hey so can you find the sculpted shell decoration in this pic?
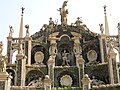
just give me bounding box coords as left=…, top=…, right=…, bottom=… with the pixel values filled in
left=60, top=75, right=72, bottom=86
left=87, top=50, right=97, bottom=62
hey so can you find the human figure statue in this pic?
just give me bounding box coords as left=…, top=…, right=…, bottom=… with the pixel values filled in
left=49, top=17, right=54, bottom=26
left=62, top=50, right=69, bottom=66
left=9, top=25, right=14, bottom=37
left=48, top=17, right=54, bottom=31
left=117, top=22, right=120, bottom=31
left=21, top=7, right=25, bottom=15
left=75, top=17, right=82, bottom=26
left=99, top=24, right=104, bottom=34
left=1, top=57, right=7, bottom=72
left=117, top=23, right=120, bottom=34
left=58, top=1, right=68, bottom=25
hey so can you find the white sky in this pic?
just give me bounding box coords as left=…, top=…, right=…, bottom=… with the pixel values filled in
left=0, top=0, right=120, bottom=54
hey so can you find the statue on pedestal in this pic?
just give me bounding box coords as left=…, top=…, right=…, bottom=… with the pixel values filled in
left=62, top=50, right=69, bottom=66
left=99, top=24, right=104, bottom=34
left=58, top=1, right=68, bottom=25
left=75, top=17, right=82, bottom=26
left=0, top=42, right=7, bottom=72
left=9, top=25, right=14, bottom=37
left=25, top=24, right=29, bottom=36
left=48, top=17, right=54, bottom=32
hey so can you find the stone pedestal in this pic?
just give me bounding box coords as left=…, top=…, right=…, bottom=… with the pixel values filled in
left=44, top=75, right=52, bottom=90
left=24, top=36, right=32, bottom=66
left=77, top=55, right=85, bottom=87
left=0, top=72, right=12, bottom=90
left=47, top=55, right=55, bottom=87
left=82, top=74, right=91, bottom=90
left=16, top=53, right=26, bottom=86
left=7, top=36, right=13, bottom=64
left=108, top=48, right=119, bottom=84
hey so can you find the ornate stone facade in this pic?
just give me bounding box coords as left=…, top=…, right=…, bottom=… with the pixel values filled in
left=1, top=1, right=120, bottom=90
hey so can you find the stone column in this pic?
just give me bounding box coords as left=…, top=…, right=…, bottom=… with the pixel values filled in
left=71, top=32, right=82, bottom=66
left=44, top=75, right=52, bottom=90
left=77, top=55, right=85, bottom=87
left=0, top=42, right=12, bottom=90
left=99, top=24, right=105, bottom=63
left=24, top=36, right=32, bottom=66
left=24, top=24, right=32, bottom=65
left=71, top=32, right=84, bottom=87
left=0, top=72, right=12, bottom=90
left=7, top=36, right=13, bottom=64
left=47, top=55, right=55, bottom=86
left=82, top=74, right=91, bottom=90
left=7, top=26, right=14, bottom=64
left=108, top=45, right=119, bottom=84
left=117, top=23, right=120, bottom=62
left=6, top=73, right=12, bottom=90
left=16, top=53, right=27, bottom=86
left=48, top=34, right=58, bottom=87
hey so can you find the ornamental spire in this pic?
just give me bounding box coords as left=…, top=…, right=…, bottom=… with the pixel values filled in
left=19, top=7, right=25, bottom=38
left=103, top=5, right=110, bottom=36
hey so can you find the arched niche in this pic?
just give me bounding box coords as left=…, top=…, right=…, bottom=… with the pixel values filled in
left=25, top=70, right=45, bottom=86
left=55, top=35, right=75, bottom=66
left=6, top=69, right=15, bottom=85
left=82, top=44, right=101, bottom=64
left=31, top=45, right=49, bottom=65
left=55, top=44, right=76, bottom=66
left=11, top=50, right=18, bottom=64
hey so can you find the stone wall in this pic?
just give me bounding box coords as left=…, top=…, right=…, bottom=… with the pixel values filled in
left=91, top=84, right=120, bottom=90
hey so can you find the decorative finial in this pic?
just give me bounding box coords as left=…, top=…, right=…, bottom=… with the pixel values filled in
left=49, top=17, right=54, bottom=25
left=103, top=5, right=107, bottom=14
left=99, top=24, right=104, bottom=34
left=75, top=17, right=82, bottom=26
left=21, top=7, right=25, bottom=15
left=25, top=24, right=29, bottom=36
left=9, top=25, right=14, bottom=37
left=117, top=22, right=120, bottom=30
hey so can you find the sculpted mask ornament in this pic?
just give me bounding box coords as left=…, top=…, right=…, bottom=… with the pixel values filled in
left=34, top=51, right=44, bottom=64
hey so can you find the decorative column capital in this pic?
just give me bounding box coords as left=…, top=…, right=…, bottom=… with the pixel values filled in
left=47, top=56, right=55, bottom=66
left=77, top=55, right=85, bottom=65
left=82, top=74, right=91, bottom=90
left=16, top=54, right=27, bottom=60
left=82, top=74, right=91, bottom=85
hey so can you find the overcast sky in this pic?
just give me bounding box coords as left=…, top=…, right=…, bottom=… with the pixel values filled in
left=0, top=0, right=120, bottom=54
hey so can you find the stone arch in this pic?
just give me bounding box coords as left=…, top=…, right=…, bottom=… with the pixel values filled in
left=55, top=43, right=76, bottom=66
left=31, top=45, right=49, bottom=65
left=56, top=70, right=78, bottom=87
left=59, top=34, right=71, bottom=41
left=56, top=34, right=75, bottom=66
left=6, top=68, right=16, bottom=85
left=25, top=69, right=45, bottom=86
left=11, top=49, right=18, bottom=64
